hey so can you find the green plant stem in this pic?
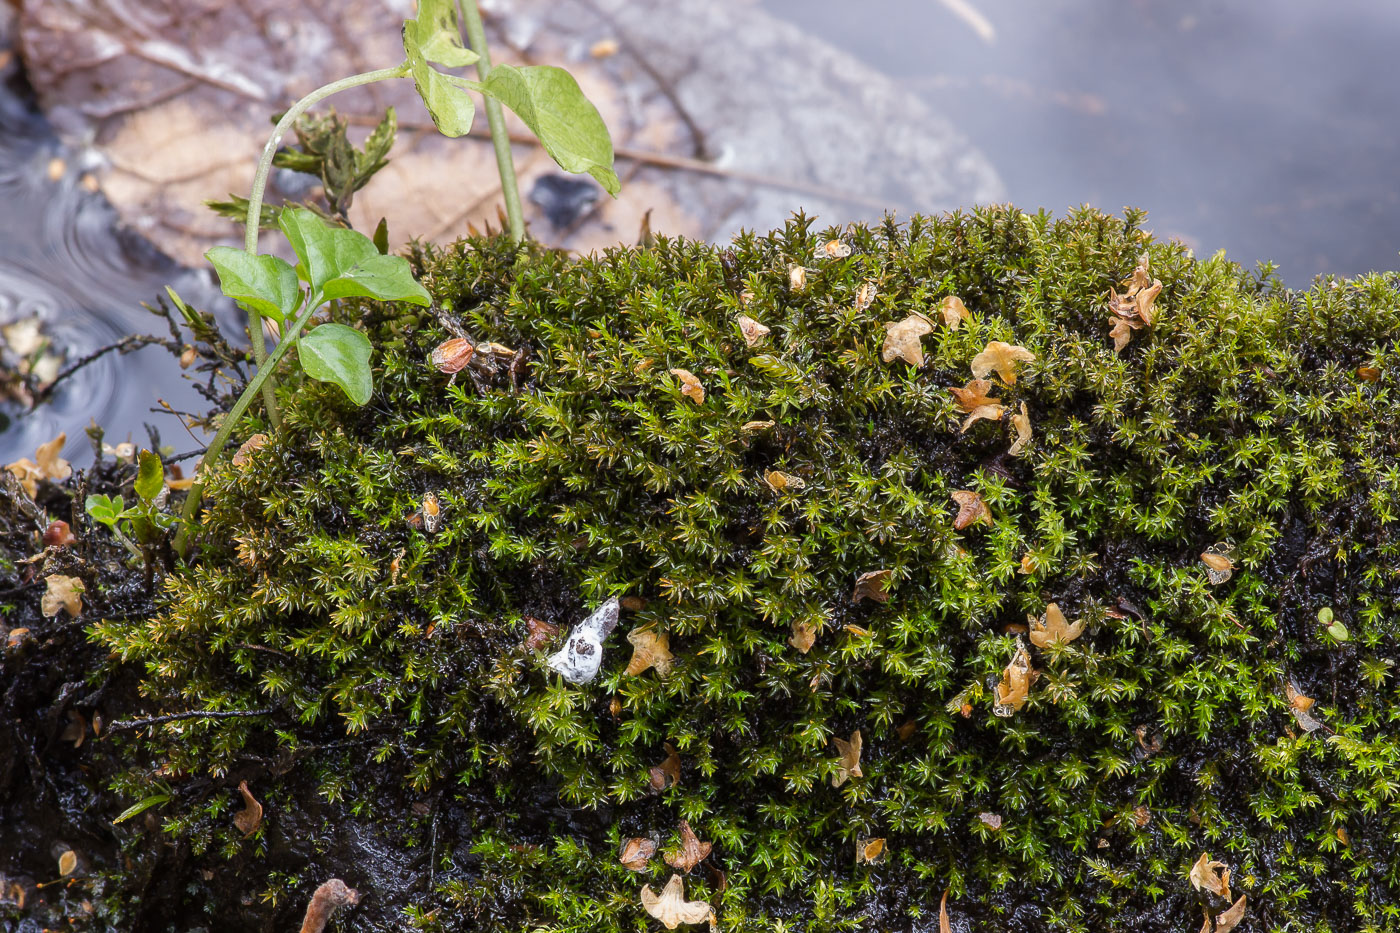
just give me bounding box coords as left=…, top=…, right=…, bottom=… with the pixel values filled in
left=172, top=296, right=323, bottom=558
left=242, top=63, right=411, bottom=426
left=459, top=0, right=525, bottom=244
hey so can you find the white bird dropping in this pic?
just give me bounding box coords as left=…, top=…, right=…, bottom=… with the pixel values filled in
left=546, top=597, right=621, bottom=684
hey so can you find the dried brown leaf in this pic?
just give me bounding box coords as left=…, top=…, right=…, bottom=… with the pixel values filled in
left=960, top=404, right=1006, bottom=433
left=895, top=720, right=918, bottom=741
left=852, top=569, right=891, bottom=604
left=619, top=836, right=657, bottom=871
left=640, top=874, right=713, bottom=929
left=1356, top=365, right=1381, bottom=382
left=1028, top=603, right=1085, bottom=648
left=231, top=433, right=268, bottom=468
left=1285, top=680, right=1315, bottom=712
left=625, top=628, right=674, bottom=677
left=993, top=637, right=1034, bottom=715
left=421, top=491, right=443, bottom=534
left=670, top=369, right=705, bottom=405
left=741, top=420, right=775, bottom=432
left=788, top=264, right=807, bottom=291
left=831, top=729, right=863, bottom=787
left=1008, top=402, right=1032, bottom=457
left=1189, top=852, right=1231, bottom=900
left=764, top=470, right=805, bottom=492
left=1214, top=894, right=1247, bottom=933
left=856, top=837, right=886, bottom=863
left=950, top=489, right=991, bottom=530
left=940, top=889, right=951, bottom=933
left=61, top=710, right=88, bottom=748
left=789, top=619, right=817, bottom=654
left=1200, top=544, right=1235, bottom=585
left=978, top=812, right=1003, bottom=831
left=6, top=433, right=72, bottom=497
left=41, top=574, right=84, bottom=618
left=949, top=378, right=1001, bottom=413
left=233, top=780, right=263, bottom=836
left=881, top=313, right=934, bottom=367
left=940, top=295, right=971, bottom=330
left=854, top=281, right=878, bottom=311
left=817, top=238, right=851, bottom=259
left=735, top=315, right=771, bottom=347
left=649, top=743, right=682, bottom=790
left=664, top=820, right=713, bottom=872
left=1132, top=805, right=1152, bottom=828
left=58, top=850, right=78, bottom=877
left=970, top=341, right=1036, bottom=385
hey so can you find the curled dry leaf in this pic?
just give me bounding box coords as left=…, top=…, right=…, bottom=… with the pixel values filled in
left=1356, top=365, right=1381, bottom=383
left=1028, top=603, right=1085, bottom=648
left=741, top=420, right=775, bottom=432
left=940, top=889, right=951, bottom=933
left=852, top=569, right=891, bottom=604
left=950, top=489, right=992, bottom=530
left=1008, top=402, right=1032, bottom=456
left=233, top=780, right=263, bottom=836
left=1286, top=677, right=1325, bottom=733
left=881, top=313, right=934, bottom=367
left=992, top=637, right=1034, bottom=716
left=649, top=742, right=682, bottom=791
left=61, top=710, right=88, bottom=748
left=625, top=628, right=674, bottom=677
left=831, top=729, right=863, bottom=787
left=1132, top=805, right=1152, bottom=828
left=764, top=470, right=805, bottom=492
left=949, top=378, right=1001, bottom=412
left=970, top=341, right=1036, bottom=385
left=788, top=264, right=807, bottom=291
left=1189, top=852, right=1231, bottom=900
left=856, top=837, right=886, bottom=864
left=431, top=336, right=475, bottom=374
left=978, top=812, right=1003, bottom=831
left=523, top=617, right=560, bottom=652
left=1213, top=894, right=1247, bottom=933
left=5, top=433, right=72, bottom=498
left=1107, top=253, right=1163, bottom=352
left=854, top=281, right=878, bottom=311
left=41, top=574, right=84, bottom=618
left=664, top=820, right=713, bottom=873
left=58, top=850, right=78, bottom=877
left=620, top=836, right=658, bottom=872
left=940, top=295, right=971, bottom=330
left=640, top=874, right=713, bottom=930
left=895, top=720, right=918, bottom=741
left=231, top=433, right=269, bottom=468
left=816, top=238, right=851, bottom=259
left=669, top=369, right=705, bottom=405
left=735, top=315, right=771, bottom=348
left=789, top=620, right=817, bottom=654
left=1200, top=543, right=1235, bottom=585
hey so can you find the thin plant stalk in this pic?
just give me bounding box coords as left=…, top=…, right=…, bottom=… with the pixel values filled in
left=459, top=0, right=525, bottom=244
left=241, top=63, right=410, bottom=426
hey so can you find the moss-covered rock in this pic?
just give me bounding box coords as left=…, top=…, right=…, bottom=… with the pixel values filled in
left=97, top=207, right=1400, bottom=931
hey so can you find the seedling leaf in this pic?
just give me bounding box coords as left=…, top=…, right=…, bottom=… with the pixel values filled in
left=299, top=324, right=374, bottom=405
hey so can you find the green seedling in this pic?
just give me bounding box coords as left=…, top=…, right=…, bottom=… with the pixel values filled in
left=1318, top=606, right=1349, bottom=643
left=173, top=0, right=618, bottom=556
left=86, top=450, right=176, bottom=561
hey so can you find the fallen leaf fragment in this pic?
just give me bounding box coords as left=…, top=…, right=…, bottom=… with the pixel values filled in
left=1214, top=894, right=1247, bottom=933
left=978, top=812, right=1003, bottom=831
left=231, top=433, right=268, bottom=468
left=831, top=729, right=863, bottom=787
left=736, top=315, right=771, bottom=347
left=1356, top=365, right=1380, bottom=382
left=58, top=850, right=78, bottom=877
left=625, top=628, right=674, bottom=677
left=523, top=617, right=560, bottom=652
left=788, top=264, right=807, bottom=291
left=950, top=489, right=991, bottom=530
left=970, top=341, right=1036, bottom=385
left=5, top=434, right=72, bottom=497
left=852, top=569, right=891, bottom=604
left=620, top=836, right=658, bottom=871
left=940, top=890, right=951, bottom=933
left=1008, top=402, right=1032, bottom=456
left=764, top=470, right=805, bottom=492
left=649, top=742, right=682, bottom=790
left=856, top=837, right=886, bottom=863
left=854, top=281, right=878, bottom=311
left=789, top=619, right=817, bottom=653
left=670, top=369, right=705, bottom=405
left=640, top=874, right=713, bottom=930
left=1107, top=253, right=1163, bottom=352
left=1200, top=544, right=1235, bottom=585
left=1285, top=679, right=1315, bottom=712
left=741, top=420, right=775, bottom=432
left=664, top=820, right=713, bottom=872
left=1189, top=852, right=1231, bottom=900
left=1028, top=603, right=1085, bottom=648
left=895, top=720, right=918, bottom=741
left=1132, top=805, right=1152, bottom=828
left=42, top=575, right=84, bottom=618
left=992, top=637, right=1034, bottom=716
left=949, top=378, right=1001, bottom=412
left=881, top=313, right=934, bottom=367
left=940, top=295, right=971, bottom=329
left=233, top=780, right=263, bottom=836
left=816, top=238, right=851, bottom=259
left=420, top=491, right=443, bottom=534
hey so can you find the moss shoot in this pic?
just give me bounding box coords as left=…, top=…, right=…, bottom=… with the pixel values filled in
left=95, top=206, right=1400, bottom=931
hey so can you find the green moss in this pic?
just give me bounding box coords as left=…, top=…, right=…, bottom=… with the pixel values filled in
left=96, top=206, right=1400, bottom=930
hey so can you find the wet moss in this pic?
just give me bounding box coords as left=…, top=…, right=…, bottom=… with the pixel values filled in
left=95, top=206, right=1400, bottom=931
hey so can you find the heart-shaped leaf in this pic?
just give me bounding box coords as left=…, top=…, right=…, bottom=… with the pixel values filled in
left=278, top=208, right=380, bottom=294
left=481, top=64, right=619, bottom=195
left=402, top=20, right=476, bottom=138
left=322, top=253, right=431, bottom=305
left=299, top=323, right=373, bottom=405
left=205, top=247, right=300, bottom=323
left=403, top=0, right=479, bottom=68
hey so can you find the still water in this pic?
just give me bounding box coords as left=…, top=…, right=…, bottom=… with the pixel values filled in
left=4, top=0, right=1400, bottom=461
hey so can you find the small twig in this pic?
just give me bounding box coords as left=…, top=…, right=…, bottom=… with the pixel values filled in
left=233, top=643, right=292, bottom=659
left=32, top=335, right=180, bottom=406
left=106, top=706, right=275, bottom=734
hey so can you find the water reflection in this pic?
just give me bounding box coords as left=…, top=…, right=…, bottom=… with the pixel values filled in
left=765, top=0, right=1400, bottom=285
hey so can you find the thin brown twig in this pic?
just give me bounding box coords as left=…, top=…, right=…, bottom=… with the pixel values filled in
left=106, top=706, right=275, bottom=734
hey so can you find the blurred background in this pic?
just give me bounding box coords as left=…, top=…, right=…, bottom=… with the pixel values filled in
left=2, top=0, right=1399, bottom=461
